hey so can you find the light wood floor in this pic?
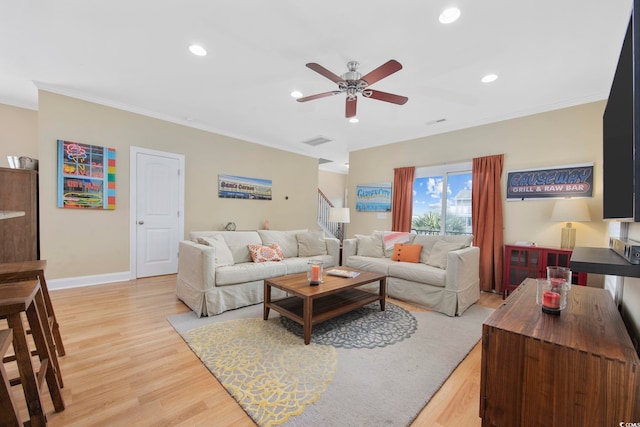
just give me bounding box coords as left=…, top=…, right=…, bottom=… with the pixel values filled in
left=3, top=275, right=503, bottom=426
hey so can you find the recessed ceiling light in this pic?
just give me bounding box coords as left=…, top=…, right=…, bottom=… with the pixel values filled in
left=349, top=117, right=359, bottom=123
left=189, top=44, right=207, bottom=56
left=345, top=162, right=350, bottom=168
left=290, top=90, right=303, bottom=98
left=439, top=7, right=461, bottom=24
left=481, top=74, right=498, bottom=83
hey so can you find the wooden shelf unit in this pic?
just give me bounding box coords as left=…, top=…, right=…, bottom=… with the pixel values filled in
left=481, top=279, right=640, bottom=426
left=0, top=168, right=39, bottom=262
left=503, top=244, right=587, bottom=298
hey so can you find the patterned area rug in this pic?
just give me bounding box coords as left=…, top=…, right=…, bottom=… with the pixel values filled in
left=168, top=302, right=493, bottom=427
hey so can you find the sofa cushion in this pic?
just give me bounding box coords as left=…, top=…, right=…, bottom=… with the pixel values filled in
left=426, top=240, right=466, bottom=269
left=215, top=262, right=287, bottom=286
left=197, top=235, right=235, bottom=267
left=296, top=230, right=328, bottom=257
left=220, top=231, right=262, bottom=264
left=388, top=262, right=446, bottom=287
left=412, top=235, right=442, bottom=264
left=258, top=229, right=307, bottom=258
left=248, top=243, right=284, bottom=262
left=413, top=235, right=473, bottom=263
left=355, top=232, right=384, bottom=257
left=443, top=235, right=473, bottom=246
left=391, top=243, right=422, bottom=263
left=383, top=231, right=415, bottom=257
left=345, top=255, right=392, bottom=275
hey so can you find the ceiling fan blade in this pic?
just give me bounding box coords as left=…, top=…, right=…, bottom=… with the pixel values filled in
left=297, top=91, right=341, bottom=102
left=306, top=63, right=343, bottom=83
left=345, top=97, right=357, bottom=118
left=360, top=60, right=403, bottom=86
left=365, top=89, right=408, bottom=105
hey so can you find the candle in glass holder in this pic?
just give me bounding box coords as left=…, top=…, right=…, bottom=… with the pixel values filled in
left=311, top=265, right=320, bottom=282
left=307, top=261, right=323, bottom=285
left=542, top=290, right=561, bottom=309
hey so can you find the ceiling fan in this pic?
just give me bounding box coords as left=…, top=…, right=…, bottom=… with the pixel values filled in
left=297, top=59, right=408, bottom=118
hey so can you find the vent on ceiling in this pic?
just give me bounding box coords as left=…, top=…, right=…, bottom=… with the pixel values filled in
left=318, top=158, right=333, bottom=165
left=426, top=118, right=447, bottom=125
left=301, top=136, right=332, bottom=146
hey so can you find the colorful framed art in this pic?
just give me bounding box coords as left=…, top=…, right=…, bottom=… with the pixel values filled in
left=57, top=139, right=116, bottom=209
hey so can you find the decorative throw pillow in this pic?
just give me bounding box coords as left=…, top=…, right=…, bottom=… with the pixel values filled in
left=297, top=230, right=328, bottom=257
left=197, top=235, right=235, bottom=267
left=425, top=240, right=465, bottom=269
left=248, top=243, right=284, bottom=262
left=383, top=231, right=415, bottom=257
left=355, top=232, right=384, bottom=257
left=391, top=243, right=423, bottom=263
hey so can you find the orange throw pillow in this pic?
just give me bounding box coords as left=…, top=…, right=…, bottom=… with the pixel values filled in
left=391, top=243, right=423, bottom=263
left=248, top=243, right=284, bottom=262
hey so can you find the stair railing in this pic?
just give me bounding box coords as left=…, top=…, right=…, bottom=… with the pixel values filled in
left=317, top=189, right=340, bottom=239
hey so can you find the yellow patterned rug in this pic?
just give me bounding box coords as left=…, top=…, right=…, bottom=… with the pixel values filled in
left=169, top=302, right=493, bottom=427
left=183, top=318, right=337, bottom=427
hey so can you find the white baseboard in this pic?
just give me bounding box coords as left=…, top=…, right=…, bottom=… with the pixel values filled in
left=48, top=271, right=131, bottom=291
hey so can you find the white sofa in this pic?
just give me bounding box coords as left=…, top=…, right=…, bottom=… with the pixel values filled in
left=176, top=229, right=340, bottom=316
left=342, top=231, right=480, bottom=316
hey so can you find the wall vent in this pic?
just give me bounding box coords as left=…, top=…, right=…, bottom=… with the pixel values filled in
left=301, top=136, right=332, bottom=146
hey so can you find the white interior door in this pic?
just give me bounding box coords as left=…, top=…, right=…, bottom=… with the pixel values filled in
left=133, top=149, right=184, bottom=278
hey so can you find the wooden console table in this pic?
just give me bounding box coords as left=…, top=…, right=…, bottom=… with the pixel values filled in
left=480, top=278, right=640, bottom=426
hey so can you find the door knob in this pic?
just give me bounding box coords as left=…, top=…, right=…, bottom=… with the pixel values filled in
left=138, top=221, right=144, bottom=225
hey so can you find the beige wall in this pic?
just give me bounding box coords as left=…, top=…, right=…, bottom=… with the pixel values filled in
left=0, top=98, right=617, bottom=282
left=0, top=103, right=38, bottom=165
left=348, top=101, right=610, bottom=250
left=36, top=91, right=319, bottom=280
left=319, top=170, right=348, bottom=208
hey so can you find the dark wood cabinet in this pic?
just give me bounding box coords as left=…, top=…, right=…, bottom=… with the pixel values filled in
left=503, top=244, right=587, bottom=298
left=0, top=167, right=39, bottom=262
left=481, top=279, right=640, bottom=426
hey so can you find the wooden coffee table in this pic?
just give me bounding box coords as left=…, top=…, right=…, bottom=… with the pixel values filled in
left=263, top=267, right=386, bottom=344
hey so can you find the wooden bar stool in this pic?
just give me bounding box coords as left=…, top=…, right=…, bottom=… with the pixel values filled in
left=0, top=260, right=65, bottom=357
left=0, top=280, right=65, bottom=426
left=0, top=328, right=21, bottom=427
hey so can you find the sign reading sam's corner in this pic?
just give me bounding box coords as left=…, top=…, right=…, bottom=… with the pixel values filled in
left=506, top=163, right=593, bottom=200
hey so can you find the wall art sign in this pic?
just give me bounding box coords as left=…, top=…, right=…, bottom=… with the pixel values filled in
left=218, top=174, right=272, bottom=200
left=57, top=140, right=116, bottom=209
left=356, top=182, right=392, bottom=212
left=506, top=163, right=593, bottom=200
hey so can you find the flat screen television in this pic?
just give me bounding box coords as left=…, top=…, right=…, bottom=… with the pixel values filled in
left=603, top=7, right=640, bottom=221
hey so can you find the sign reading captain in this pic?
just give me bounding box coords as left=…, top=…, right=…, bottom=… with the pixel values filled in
left=506, top=163, right=593, bottom=200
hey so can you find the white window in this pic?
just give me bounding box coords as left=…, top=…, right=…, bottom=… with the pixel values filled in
left=412, top=162, right=472, bottom=235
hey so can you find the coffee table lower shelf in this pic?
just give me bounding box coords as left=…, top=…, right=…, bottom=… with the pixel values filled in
left=269, top=288, right=381, bottom=326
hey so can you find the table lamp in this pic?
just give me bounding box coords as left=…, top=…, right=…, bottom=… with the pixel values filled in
left=329, top=207, right=350, bottom=243
left=550, top=198, right=591, bottom=249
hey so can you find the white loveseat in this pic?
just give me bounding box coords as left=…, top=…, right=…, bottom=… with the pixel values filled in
left=176, top=229, right=340, bottom=316
left=342, top=232, right=480, bottom=316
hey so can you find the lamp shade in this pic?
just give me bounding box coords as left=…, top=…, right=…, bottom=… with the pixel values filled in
left=551, top=199, right=591, bottom=222
left=329, top=207, right=350, bottom=223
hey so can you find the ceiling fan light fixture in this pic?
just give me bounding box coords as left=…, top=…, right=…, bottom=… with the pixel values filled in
left=481, top=73, right=499, bottom=83
left=439, top=7, right=461, bottom=24
left=299, top=59, right=407, bottom=118
left=349, top=117, right=359, bottom=123
left=188, top=44, right=207, bottom=57
left=290, top=90, right=303, bottom=98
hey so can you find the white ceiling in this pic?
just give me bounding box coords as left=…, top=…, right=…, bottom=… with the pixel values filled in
left=0, top=1, right=633, bottom=174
